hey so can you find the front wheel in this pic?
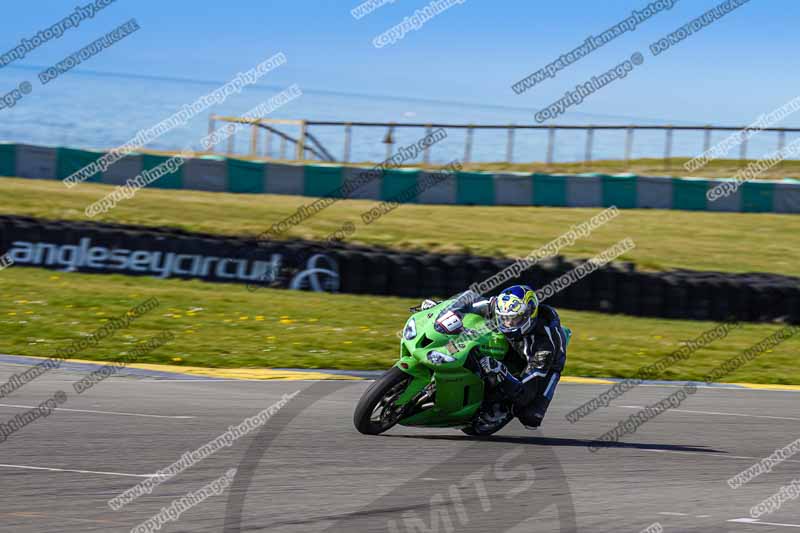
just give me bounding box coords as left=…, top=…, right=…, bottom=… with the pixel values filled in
left=354, top=367, right=412, bottom=435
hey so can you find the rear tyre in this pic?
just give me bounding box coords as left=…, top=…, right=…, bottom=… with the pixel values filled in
left=354, top=367, right=412, bottom=435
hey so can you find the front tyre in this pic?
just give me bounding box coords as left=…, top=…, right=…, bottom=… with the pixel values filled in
left=354, top=367, right=412, bottom=435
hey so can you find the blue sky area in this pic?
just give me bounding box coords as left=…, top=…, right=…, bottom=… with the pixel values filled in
left=0, top=0, right=796, bottom=125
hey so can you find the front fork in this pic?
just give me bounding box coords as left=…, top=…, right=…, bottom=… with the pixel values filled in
left=392, top=357, right=433, bottom=410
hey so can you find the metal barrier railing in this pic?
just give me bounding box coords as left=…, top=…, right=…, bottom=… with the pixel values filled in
left=208, top=116, right=800, bottom=168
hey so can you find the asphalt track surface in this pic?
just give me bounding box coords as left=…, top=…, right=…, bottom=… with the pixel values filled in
left=0, top=360, right=799, bottom=533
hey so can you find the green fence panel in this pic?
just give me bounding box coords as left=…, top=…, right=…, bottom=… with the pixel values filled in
left=671, top=178, right=708, bottom=211
left=227, top=158, right=265, bottom=193
left=381, top=168, right=418, bottom=202
left=141, top=154, right=183, bottom=189
left=456, top=171, right=494, bottom=205
left=56, top=147, right=104, bottom=183
left=304, top=165, right=344, bottom=198
left=741, top=181, right=775, bottom=213
left=0, top=143, right=15, bottom=176
left=533, top=173, right=567, bottom=206
left=602, top=175, right=637, bottom=208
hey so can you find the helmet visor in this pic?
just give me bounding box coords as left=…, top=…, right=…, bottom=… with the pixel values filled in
left=496, top=304, right=530, bottom=333
left=499, top=313, right=526, bottom=330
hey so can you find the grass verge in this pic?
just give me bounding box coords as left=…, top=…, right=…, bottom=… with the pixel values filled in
left=1, top=267, right=798, bottom=384
left=1, top=177, right=799, bottom=276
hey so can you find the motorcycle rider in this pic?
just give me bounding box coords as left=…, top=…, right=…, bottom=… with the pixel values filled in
left=421, top=284, right=567, bottom=431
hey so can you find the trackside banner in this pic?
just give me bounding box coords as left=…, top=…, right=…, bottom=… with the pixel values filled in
left=0, top=216, right=797, bottom=325
left=0, top=217, right=339, bottom=291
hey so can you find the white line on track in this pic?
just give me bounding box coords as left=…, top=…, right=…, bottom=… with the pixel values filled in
left=561, top=382, right=800, bottom=393
left=618, top=405, right=800, bottom=422
left=641, top=449, right=800, bottom=464
left=0, top=403, right=195, bottom=419
left=631, top=383, right=765, bottom=391
left=2, top=369, right=800, bottom=389
left=0, top=463, right=156, bottom=478
left=730, top=518, right=800, bottom=528
left=659, top=512, right=689, bottom=516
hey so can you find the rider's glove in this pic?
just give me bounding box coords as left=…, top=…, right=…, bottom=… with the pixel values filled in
left=531, top=350, right=552, bottom=369
left=420, top=299, right=439, bottom=310
left=480, top=356, right=507, bottom=379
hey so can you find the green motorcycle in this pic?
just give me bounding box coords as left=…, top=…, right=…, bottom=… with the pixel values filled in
left=354, top=298, right=571, bottom=436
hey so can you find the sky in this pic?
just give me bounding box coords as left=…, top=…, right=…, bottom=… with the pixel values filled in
left=1, top=0, right=798, bottom=125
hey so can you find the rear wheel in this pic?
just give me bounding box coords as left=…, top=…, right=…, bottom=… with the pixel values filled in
left=354, top=367, right=413, bottom=435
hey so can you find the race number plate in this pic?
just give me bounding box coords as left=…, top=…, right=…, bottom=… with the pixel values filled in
left=436, top=311, right=463, bottom=333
